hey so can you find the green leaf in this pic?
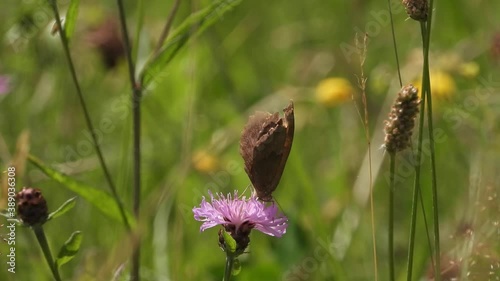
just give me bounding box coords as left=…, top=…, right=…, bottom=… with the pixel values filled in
left=64, top=0, right=80, bottom=40
left=48, top=197, right=77, bottom=221
left=56, top=231, right=83, bottom=268
left=140, top=0, right=242, bottom=86
left=222, top=228, right=237, bottom=254
left=28, top=155, right=135, bottom=227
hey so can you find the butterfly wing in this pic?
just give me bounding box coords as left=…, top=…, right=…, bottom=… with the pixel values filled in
left=239, top=102, right=295, bottom=201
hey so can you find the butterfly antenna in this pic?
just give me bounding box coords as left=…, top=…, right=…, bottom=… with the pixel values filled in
left=240, top=184, right=253, bottom=199
left=272, top=197, right=288, bottom=218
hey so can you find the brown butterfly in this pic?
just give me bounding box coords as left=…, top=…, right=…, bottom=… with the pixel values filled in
left=239, top=101, right=295, bottom=201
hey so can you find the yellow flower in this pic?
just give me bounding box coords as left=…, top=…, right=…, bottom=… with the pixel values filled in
left=413, top=70, right=456, bottom=100
left=315, top=77, right=354, bottom=107
left=458, top=62, right=480, bottom=79
left=192, top=150, right=219, bottom=173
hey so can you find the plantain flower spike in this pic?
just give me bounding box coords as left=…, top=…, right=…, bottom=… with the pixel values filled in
left=384, top=84, right=421, bottom=153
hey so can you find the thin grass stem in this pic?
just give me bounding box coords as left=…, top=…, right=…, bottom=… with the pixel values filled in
left=419, top=1, right=440, bottom=277
left=389, top=152, right=396, bottom=281
left=387, top=0, right=402, bottom=87
left=353, top=33, right=378, bottom=281
left=422, top=0, right=441, bottom=278
left=47, top=0, right=130, bottom=230
left=133, top=0, right=145, bottom=63
left=368, top=146, right=378, bottom=281
left=418, top=180, right=436, bottom=274
left=406, top=42, right=427, bottom=281
left=154, top=0, right=182, bottom=55
left=422, top=23, right=441, bottom=281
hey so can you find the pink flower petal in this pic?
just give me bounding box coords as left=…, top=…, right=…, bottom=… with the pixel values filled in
left=192, top=190, right=288, bottom=237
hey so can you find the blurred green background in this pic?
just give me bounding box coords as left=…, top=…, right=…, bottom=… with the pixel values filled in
left=1, top=0, right=499, bottom=280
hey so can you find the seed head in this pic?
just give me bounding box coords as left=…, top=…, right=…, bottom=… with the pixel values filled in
left=402, top=0, right=428, bottom=21
left=384, top=85, right=421, bottom=154
left=17, top=187, right=48, bottom=226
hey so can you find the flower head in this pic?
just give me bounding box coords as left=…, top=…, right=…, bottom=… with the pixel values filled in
left=193, top=191, right=288, bottom=255
left=458, top=62, right=480, bottom=79
left=413, top=70, right=456, bottom=103
left=192, top=150, right=220, bottom=173
left=315, top=77, right=354, bottom=107
left=193, top=191, right=288, bottom=237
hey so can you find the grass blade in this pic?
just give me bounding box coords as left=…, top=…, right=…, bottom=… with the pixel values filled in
left=140, top=0, right=242, bottom=86
left=64, top=0, right=80, bottom=40
left=28, top=155, right=135, bottom=227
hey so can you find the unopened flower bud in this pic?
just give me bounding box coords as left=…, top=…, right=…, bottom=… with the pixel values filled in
left=17, top=187, right=48, bottom=226
left=218, top=222, right=252, bottom=256
left=402, top=0, right=428, bottom=21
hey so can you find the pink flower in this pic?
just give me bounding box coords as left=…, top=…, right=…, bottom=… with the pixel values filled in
left=193, top=191, right=288, bottom=237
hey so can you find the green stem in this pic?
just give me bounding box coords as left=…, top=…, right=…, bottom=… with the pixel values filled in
left=406, top=26, right=428, bottom=280
left=133, top=0, right=145, bottom=63
left=387, top=0, right=402, bottom=87
left=47, top=0, right=130, bottom=230
left=406, top=172, right=420, bottom=281
left=33, top=225, right=62, bottom=281
left=223, top=254, right=235, bottom=281
left=418, top=180, right=436, bottom=274
left=389, top=152, right=396, bottom=281
left=114, top=0, right=142, bottom=280
left=154, top=0, right=182, bottom=55
left=420, top=19, right=441, bottom=281
left=424, top=0, right=441, bottom=276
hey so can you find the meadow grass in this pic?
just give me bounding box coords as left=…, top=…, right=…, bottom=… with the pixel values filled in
left=1, top=0, right=499, bottom=280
